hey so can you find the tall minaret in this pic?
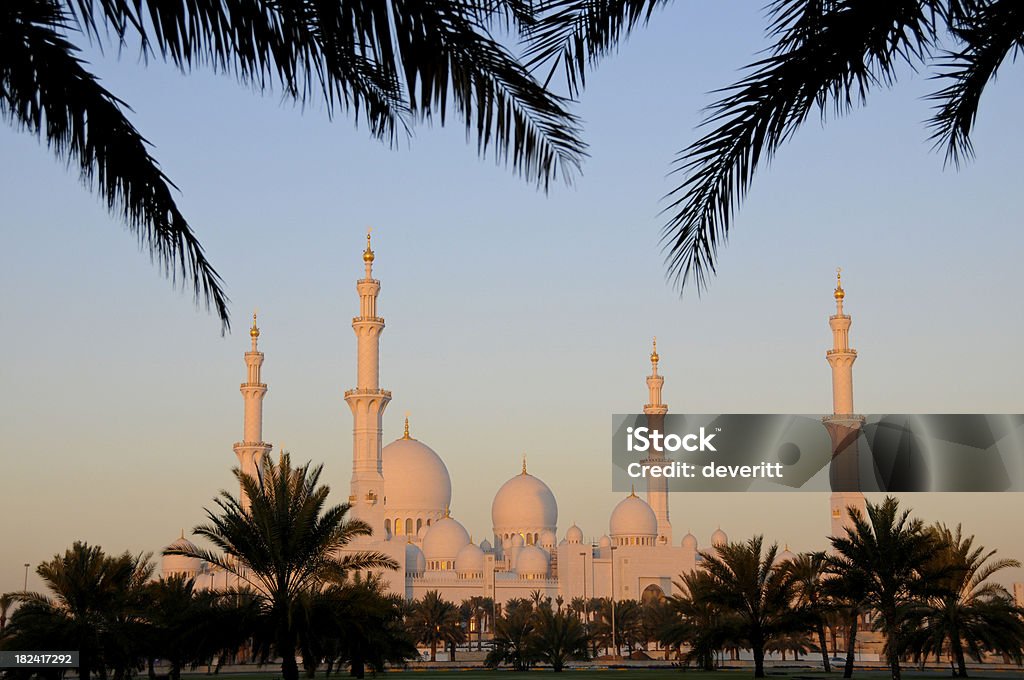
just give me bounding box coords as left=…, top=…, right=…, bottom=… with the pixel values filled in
left=232, top=313, right=273, bottom=509
left=825, top=269, right=867, bottom=537
left=344, top=230, right=391, bottom=531
left=643, top=338, right=672, bottom=545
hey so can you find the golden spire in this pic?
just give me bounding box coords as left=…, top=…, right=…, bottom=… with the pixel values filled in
left=650, top=336, right=659, bottom=366
left=402, top=413, right=411, bottom=440
left=444, top=505, right=451, bottom=518
left=521, top=454, right=528, bottom=475
left=363, top=227, right=375, bottom=264
left=629, top=484, right=637, bottom=498
left=250, top=311, right=260, bottom=338
left=834, top=267, right=845, bottom=301
left=179, top=528, right=185, bottom=539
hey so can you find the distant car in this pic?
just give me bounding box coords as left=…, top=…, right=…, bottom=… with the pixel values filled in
left=830, top=657, right=847, bottom=664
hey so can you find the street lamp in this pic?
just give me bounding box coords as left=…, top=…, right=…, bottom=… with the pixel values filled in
left=610, top=545, right=618, bottom=658
left=23, top=563, right=29, bottom=591
left=578, top=551, right=587, bottom=622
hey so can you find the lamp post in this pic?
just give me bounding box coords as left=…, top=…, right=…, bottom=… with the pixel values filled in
left=578, top=551, right=587, bottom=622
left=23, top=563, right=29, bottom=591
left=610, top=545, right=618, bottom=658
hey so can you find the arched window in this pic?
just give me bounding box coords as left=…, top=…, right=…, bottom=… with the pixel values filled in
left=642, top=584, right=666, bottom=604
left=417, top=518, right=423, bottom=533
left=405, top=518, right=413, bottom=535
left=396, top=518, right=404, bottom=534
left=384, top=519, right=391, bottom=536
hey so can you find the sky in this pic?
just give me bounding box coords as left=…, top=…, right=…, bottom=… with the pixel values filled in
left=2, top=2, right=1024, bottom=595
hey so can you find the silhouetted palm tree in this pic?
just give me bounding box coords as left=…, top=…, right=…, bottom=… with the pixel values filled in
left=530, top=604, right=589, bottom=671
left=904, top=523, right=1024, bottom=677
left=829, top=497, right=939, bottom=680
left=164, top=452, right=396, bottom=680
left=1, top=0, right=585, bottom=331
left=0, top=593, right=13, bottom=634
left=786, top=551, right=835, bottom=672
left=697, top=536, right=807, bottom=678
left=525, top=0, right=1024, bottom=292
left=4, top=543, right=153, bottom=680
left=662, top=570, right=729, bottom=669
left=486, top=601, right=537, bottom=671
left=407, top=590, right=464, bottom=662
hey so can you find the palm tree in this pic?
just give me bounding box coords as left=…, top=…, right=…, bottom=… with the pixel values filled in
left=164, top=452, right=396, bottom=680
left=698, top=536, right=807, bottom=678
left=141, top=574, right=251, bottom=680
left=0, top=593, right=14, bottom=634
left=904, top=523, right=1024, bottom=677
left=829, top=496, right=939, bottom=680
left=524, top=1, right=1024, bottom=293
left=529, top=604, right=589, bottom=671
left=486, top=600, right=538, bottom=671
left=3, top=543, right=153, bottom=680
left=460, top=596, right=491, bottom=650
left=407, top=591, right=465, bottom=662
left=786, top=551, right=835, bottom=672
left=1, top=0, right=585, bottom=331
left=662, top=570, right=729, bottom=669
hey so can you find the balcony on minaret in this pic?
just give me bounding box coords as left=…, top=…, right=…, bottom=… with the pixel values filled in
left=344, top=387, right=392, bottom=398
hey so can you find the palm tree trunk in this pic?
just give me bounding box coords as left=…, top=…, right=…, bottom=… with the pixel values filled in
left=430, top=640, right=437, bottom=662
left=753, top=644, right=766, bottom=678
left=818, top=622, right=831, bottom=672
left=278, top=632, right=300, bottom=680
left=952, top=638, right=968, bottom=678
left=844, top=611, right=858, bottom=679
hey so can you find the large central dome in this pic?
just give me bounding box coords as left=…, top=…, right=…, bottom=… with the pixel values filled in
left=492, top=465, right=557, bottom=546
left=382, top=436, right=452, bottom=523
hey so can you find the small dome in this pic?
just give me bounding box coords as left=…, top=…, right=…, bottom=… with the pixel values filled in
left=456, top=542, right=485, bottom=574
left=598, top=535, right=611, bottom=548
left=711, top=528, right=728, bottom=546
left=775, top=546, right=796, bottom=565
left=609, top=494, right=657, bottom=538
left=565, top=524, right=584, bottom=544
left=405, top=541, right=425, bottom=574
left=492, top=470, right=558, bottom=533
left=681, top=532, right=698, bottom=550
left=515, top=545, right=549, bottom=578
left=422, top=516, right=470, bottom=561
left=511, top=533, right=525, bottom=548
left=480, top=538, right=493, bottom=552
left=382, top=438, right=452, bottom=516
left=539, top=529, right=557, bottom=548
left=162, top=535, right=202, bottom=576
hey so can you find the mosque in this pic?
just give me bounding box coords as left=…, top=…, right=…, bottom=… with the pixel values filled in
left=162, top=233, right=871, bottom=606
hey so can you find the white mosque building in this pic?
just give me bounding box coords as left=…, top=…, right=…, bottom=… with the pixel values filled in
left=163, top=233, right=869, bottom=606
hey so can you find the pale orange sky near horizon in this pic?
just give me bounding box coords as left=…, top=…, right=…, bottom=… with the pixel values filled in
left=2, top=2, right=1024, bottom=596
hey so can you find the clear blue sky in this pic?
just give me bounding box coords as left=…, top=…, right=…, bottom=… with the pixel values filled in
left=2, top=2, right=1023, bottom=594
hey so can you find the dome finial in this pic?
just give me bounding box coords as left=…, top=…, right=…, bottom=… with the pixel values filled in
left=521, top=453, right=527, bottom=475
left=834, top=267, right=845, bottom=302
left=180, top=528, right=184, bottom=539
left=403, top=412, right=411, bottom=440
left=250, top=310, right=260, bottom=338
left=629, top=484, right=637, bottom=498
left=444, top=504, right=451, bottom=518
left=650, top=336, right=659, bottom=365
left=363, top=227, right=375, bottom=264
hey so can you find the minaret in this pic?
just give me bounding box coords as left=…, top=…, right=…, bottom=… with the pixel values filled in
left=343, top=230, right=391, bottom=531
left=825, top=269, right=867, bottom=537
left=643, top=338, right=672, bottom=545
left=232, top=313, right=273, bottom=509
